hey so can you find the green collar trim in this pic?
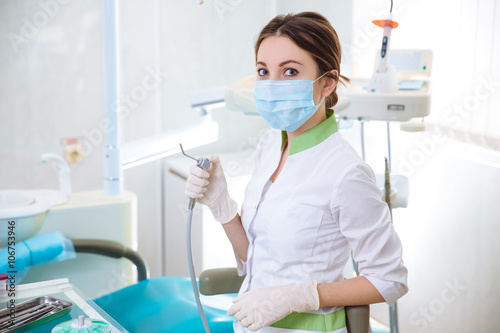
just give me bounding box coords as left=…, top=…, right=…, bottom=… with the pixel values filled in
left=281, top=109, right=338, bottom=155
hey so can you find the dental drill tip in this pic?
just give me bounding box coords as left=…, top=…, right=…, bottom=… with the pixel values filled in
left=384, top=157, right=390, bottom=184
left=179, top=143, right=198, bottom=162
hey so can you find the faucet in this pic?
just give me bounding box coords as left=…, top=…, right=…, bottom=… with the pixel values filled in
left=41, top=153, right=72, bottom=197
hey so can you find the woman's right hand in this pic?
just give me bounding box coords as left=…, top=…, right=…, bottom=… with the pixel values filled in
left=185, top=155, right=238, bottom=224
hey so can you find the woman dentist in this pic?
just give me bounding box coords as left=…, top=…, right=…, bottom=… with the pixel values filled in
left=185, top=12, right=408, bottom=333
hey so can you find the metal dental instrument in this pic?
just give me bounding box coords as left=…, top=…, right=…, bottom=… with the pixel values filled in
left=180, top=143, right=212, bottom=333
left=180, top=144, right=199, bottom=162
left=384, top=157, right=392, bottom=213
left=0, top=303, right=49, bottom=326
left=8, top=305, right=60, bottom=330
left=0, top=303, right=60, bottom=331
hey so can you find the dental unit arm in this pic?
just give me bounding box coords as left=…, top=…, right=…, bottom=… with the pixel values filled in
left=180, top=144, right=212, bottom=333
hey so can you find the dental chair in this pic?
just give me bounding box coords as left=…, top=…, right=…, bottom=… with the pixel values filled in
left=73, top=239, right=370, bottom=333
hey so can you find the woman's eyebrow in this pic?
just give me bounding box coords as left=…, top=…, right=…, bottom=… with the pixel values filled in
left=279, top=60, right=303, bottom=67
left=256, top=60, right=304, bottom=67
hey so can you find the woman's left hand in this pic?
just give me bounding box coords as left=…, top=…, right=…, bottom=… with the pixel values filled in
left=227, top=281, right=320, bottom=331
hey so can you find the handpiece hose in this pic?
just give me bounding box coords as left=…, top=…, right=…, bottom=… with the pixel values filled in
left=187, top=208, right=210, bottom=333
left=188, top=197, right=197, bottom=211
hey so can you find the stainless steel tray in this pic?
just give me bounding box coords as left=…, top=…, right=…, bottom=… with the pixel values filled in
left=0, top=296, right=73, bottom=332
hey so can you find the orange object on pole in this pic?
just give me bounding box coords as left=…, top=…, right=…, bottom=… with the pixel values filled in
left=372, top=19, right=399, bottom=28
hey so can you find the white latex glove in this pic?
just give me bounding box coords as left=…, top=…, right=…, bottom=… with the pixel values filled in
left=185, top=155, right=238, bottom=224
left=227, top=281, right=320, bottom=331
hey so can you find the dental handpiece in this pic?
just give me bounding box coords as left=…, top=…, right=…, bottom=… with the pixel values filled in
left=188, top=157, right=211, bottom=210
left=180, top=144, right=211, bottom=210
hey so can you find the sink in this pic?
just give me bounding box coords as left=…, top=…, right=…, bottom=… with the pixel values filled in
left=0, top=190, right=68, bottom=247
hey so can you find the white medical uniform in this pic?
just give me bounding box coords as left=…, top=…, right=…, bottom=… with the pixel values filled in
left=233, top=111, right=408, bottom=333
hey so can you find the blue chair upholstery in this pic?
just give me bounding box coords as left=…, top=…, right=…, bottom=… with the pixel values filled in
left=94, top=276, right=234, bottom=333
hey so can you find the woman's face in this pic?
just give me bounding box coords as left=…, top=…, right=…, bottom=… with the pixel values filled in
left=255, top=35, right=331, bottom=105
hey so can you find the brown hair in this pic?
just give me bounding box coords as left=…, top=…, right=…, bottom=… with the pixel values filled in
left=255, top=12, right=349, bottom=109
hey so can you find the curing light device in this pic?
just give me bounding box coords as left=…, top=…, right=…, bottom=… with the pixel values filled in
left=366, top=13, right=399, bottom=93
left=180, top=144, right=212, bottom=333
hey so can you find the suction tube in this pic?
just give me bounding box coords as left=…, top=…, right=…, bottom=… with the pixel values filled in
left=187, top=207, right=211, bottom=333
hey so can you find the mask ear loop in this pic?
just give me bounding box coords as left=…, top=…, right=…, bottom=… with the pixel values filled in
left=313, top=70, right=334, bottom=105
left=313, top=72, right=327, bottom=83
left=313, top=70, right=335, bottom=83
left=314, top=96, right=326, bottom=107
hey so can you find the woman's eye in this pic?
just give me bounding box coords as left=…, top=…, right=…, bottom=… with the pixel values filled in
left=257, top=69, right=268, bottom=76
left=284, top=68, right=298, bottom=76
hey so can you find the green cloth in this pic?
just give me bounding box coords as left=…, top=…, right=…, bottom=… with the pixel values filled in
left=270, top=308, right=346, bottom=332
left=281, top=109, right=339, bottom=155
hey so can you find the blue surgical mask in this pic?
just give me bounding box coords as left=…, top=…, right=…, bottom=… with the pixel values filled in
left=254, top=72, right=329, bottom=131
